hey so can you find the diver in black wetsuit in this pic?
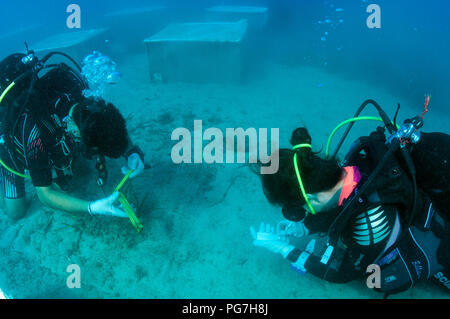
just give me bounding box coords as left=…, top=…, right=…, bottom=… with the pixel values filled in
left=251, top=102, right=450, bottom=296
left=0, top=52, right=145, bottom=220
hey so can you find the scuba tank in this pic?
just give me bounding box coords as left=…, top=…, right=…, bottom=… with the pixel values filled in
left=0, top=45, right=84, bottom=143
left=0, top=52, right=37, bottom=138
left=322, top=99, right=426, bottom=266
left=411, top=132, right=450, bottom=220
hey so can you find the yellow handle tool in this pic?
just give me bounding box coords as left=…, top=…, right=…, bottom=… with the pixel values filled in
left=115, top=170, right=143, bottom=233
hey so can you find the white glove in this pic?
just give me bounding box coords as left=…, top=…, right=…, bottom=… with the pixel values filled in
left=121, top=153, right=144, bottom=179
left=276, top=220, right=309, bottom=239
left=250, top=222, right=295, bottom=259
left=88, top=192, right=128, bottom=218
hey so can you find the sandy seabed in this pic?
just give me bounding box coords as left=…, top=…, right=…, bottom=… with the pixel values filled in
left=0, top=53, right=449, bottom=299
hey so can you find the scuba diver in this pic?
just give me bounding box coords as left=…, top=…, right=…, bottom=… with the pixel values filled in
left=0, top=48, right=145, bottom=220
left=251, top=99, right=450, bottom=296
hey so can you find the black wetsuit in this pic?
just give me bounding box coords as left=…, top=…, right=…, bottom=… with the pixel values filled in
left=0, top=63, right=89, bottom=199
left=0, top=63, right=140, bottom=200
left=0, top=91, right=78, bottom=199
left=285, top=131, right=450, bottom=295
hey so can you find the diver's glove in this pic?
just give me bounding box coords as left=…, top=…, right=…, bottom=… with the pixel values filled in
left=88, top=192, right=128, bottom=218
left=122, top=146, right=145, bottom=179
left=250, top=222, right=295, bottom=259
left=276, top=220, right=309, bottom=239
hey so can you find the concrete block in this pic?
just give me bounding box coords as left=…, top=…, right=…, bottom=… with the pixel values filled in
left=144, top=20, right=248, bottom=83
left=206, top=6, right=268, bottom=30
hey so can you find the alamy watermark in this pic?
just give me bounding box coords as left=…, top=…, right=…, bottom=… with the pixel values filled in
left=66, top=264, right=81, bottom=289
left=366, top=264, right=381, bottom=289
left=171, top=120, right=279, bottom=174
left=66, top=4, right=380, bottom=30
left=66, top=4, right=81, bottom=29
left=367, top=4, right=381, bottom=29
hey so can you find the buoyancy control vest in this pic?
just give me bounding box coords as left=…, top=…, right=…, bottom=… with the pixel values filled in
left=0, top=50, right=88, bottom=188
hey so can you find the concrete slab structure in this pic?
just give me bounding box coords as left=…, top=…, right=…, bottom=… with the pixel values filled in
left=206, top=6, right=268, bottom=30
left=144, top=20, right=248, bottom=83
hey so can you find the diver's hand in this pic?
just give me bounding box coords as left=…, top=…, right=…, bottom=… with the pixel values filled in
left=121, top=153, right=144, bottom=179
left=88, top=192, right=128, bottom=218
left=277, top=220, right=309, bottom=239
left=250, top=222, right=295, bottom=259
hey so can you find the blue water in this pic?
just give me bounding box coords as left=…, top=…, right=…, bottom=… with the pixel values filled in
left=1, top=1, right=449, bottom=109
left=0, top=1, right=449, bottom=299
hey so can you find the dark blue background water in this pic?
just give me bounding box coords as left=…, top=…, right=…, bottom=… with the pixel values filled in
left=0, top=0, right=449, bottom=113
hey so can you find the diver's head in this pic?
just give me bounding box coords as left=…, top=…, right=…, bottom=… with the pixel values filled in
left=76, top=98, right=129, bottom=159
left=260, top=127, right=344, bottom=220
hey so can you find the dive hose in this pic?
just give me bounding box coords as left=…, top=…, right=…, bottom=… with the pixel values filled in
left=331, top=99, right=397, bottom=159
left=0, top=157, right=30, bottom=179
left=325, top=116, right=400, bottom=159
left=323, top=99, right=425, bottom=273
